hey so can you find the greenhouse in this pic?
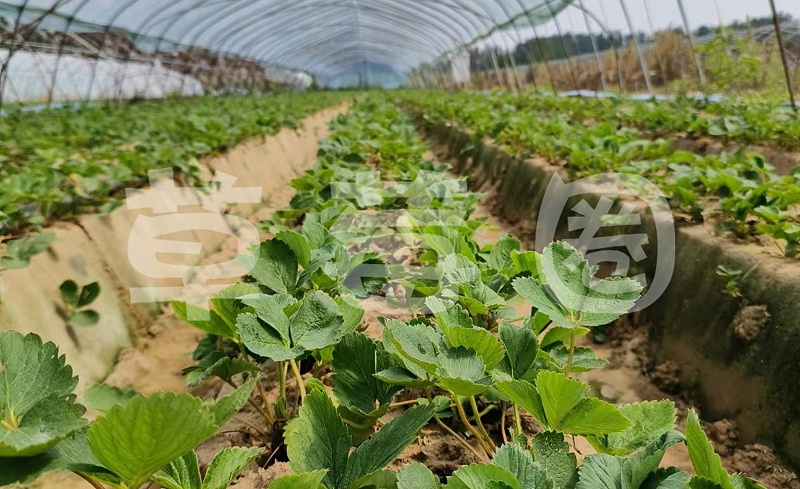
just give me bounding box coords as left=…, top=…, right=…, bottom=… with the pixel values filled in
left=0, top=1, right=799, bottom=488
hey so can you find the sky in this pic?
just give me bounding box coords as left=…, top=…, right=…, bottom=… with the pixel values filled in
left=478, top=0, right=800, bottom=50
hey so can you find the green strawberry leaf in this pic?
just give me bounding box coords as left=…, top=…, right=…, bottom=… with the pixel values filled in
left=492, top=442, right=551, bottom=489
left=447, top=463, right=523, bottom=489
left=151, top=451, right=202, bottom=489
left=383, top=318, right=441, bottom=375
left=0, top=429, right=112, bottom=486
left=685, top=410, right=733, bottom=489
left=87, top=393, right=219, bottom=488
left=291, top=290, right=344, bottom=351
left=0, top=232, right=56, bottom=269
left=82, top=384, right=138, bottom=412
left=277, top=230, right=312, bottom=268
left=513, top=242, right=642, bottom=328
left=0, top=331, right=86, bottom=457
left=269, top=470, right=328, bottom=489
left=489, top=236, right=522, bottom=271
left=172, top=301, right=233, bottom=338
left=69, top=310, right=100, bottom=328
left=342, top=402, right=435, bottom=488
left=203, top=446, right=262, bottom=489
left=206, top=377, right=257, bottom=427
left=441, top=327, right=505, bottom=370
left=536, top=371, right=630, bottom=435
left=59, top=280, right=80, bottom=307
left=337, top=295, right=365, bottom=334
left=494, top=379, right=546, bottom=425
left=210, top=283, right=259, bottom=329
left=285, top=390, right=352, bottom=489
left=532, top=432, right=578, bottom=489
left=588, top=401, right=677, bottom=456
left=182, top=352, right=258, bottom=387
left=436, top=347, right=493, bottom=397
left=250, top=239, right=298, bottom=293
left=498, top=323, right=539, bottom=380
left=77, top=282, right=101, bottom=308
left=397, top=462, right=440, bottom=489
left=332, top=332, right=401, bottom=419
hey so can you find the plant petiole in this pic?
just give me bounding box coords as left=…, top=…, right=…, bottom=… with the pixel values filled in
left=470, top=395, right=496, bottom=451
left=564, top=329, right=577, bottom=378
left=433, top=412, right=489, bottom=463
left=452, top=393, right=493, bottom=458
left=513, top=403, right=523, bottom=436
left=289, top=358, right=307, bottom=400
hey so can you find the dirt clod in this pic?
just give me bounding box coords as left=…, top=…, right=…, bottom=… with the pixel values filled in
left=726, top=444, right=800, bottom=489
left=706, top=419, right=739, bottom=457
left=649, top=361, right=682, bottom=394
left=733, top=304, right=770, bottom=342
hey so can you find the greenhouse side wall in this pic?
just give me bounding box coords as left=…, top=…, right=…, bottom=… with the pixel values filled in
left=0, top=50, right=203, bottom=104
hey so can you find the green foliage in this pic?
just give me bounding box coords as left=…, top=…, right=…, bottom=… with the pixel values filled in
left=332, top=332, right=402, bottom=443
left=87, top=393, right=221, bottom=488
left=685, top=410, right=766, bottom=489
left=0, top=232, right=55, bottom=269
left=513, top=242, right=643, bottom=328
left=281, top=389, right=434, bottom=489
left=237, top=290, right=345, bottom=361
left=0, top=93, right=347, bottom=235
left=0, top=331, right=86, bottom=457
left=151, top=446, right=261, bottom=489
left=59, top=280, right=101, bottom=327
left=405, top=90, right=800, bottom=249
left=81, top=384, right=138, bottom=413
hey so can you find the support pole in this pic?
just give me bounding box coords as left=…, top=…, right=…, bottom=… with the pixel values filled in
left=578, top=0, right=608, bottom=92
left=768, top=0, right=797, bottom=112
left=619, top=0, right=653, bottom=93
left=676, top=0, right=707, bottom=87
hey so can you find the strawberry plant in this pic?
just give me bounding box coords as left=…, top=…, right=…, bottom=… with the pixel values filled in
left=0, top=93, right=350, bottom=263
left=59, top=279, right=101, bottom=328
left=0, top=331, right=254, bottom=489
left=405, top=91, right=800, bottom=258
left=272, top=389, right=436, bottom=489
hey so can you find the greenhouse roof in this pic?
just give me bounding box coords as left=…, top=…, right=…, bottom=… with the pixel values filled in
left=0, top=0, right=574, bottom=84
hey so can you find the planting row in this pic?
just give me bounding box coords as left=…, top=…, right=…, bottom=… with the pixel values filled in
left=403, top=91, right=800, bottom=258
left=0, top=92, right=348, bottom=242
left=0, top=99, right=766, bottom=488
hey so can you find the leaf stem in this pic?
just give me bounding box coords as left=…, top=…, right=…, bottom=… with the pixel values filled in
left=278, top=362, right=287, bottom=400
left=453, top=394, right=493, bottom=457
left=433, top=413, right=489, bottom=463
left=389, top=399, right=419, bottom=408
left=514, top=403, right=523, bottom=436
left=470, top=396, right=496, bottom=451
left=564, top=330, right=577, bottom=378
left=74, top=472, right=106, bottom=489
left=289, top=358, right=307, bottom=400
left=500, top=402, right=509, bottom=445
left=256, top=380, right=276, bottom=424
left=225, top=378, right=272, bottom=425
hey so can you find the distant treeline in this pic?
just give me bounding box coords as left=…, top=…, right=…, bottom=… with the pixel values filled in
left=470, top=13, right=793, bottom=71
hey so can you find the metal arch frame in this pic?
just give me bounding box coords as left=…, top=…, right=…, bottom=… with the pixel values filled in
left=100, top=0, right=490, bottom=70
left=93, top=0, right=476, bottom=86
left=236, top=16, right=462, bottom=77
left=72, top=0, right=538, bottom=84
left=198, top=0, right=480, bottom=76
left=2, top=0, right=608, bottom=97
left=0, top=0, right=77, bottom=106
